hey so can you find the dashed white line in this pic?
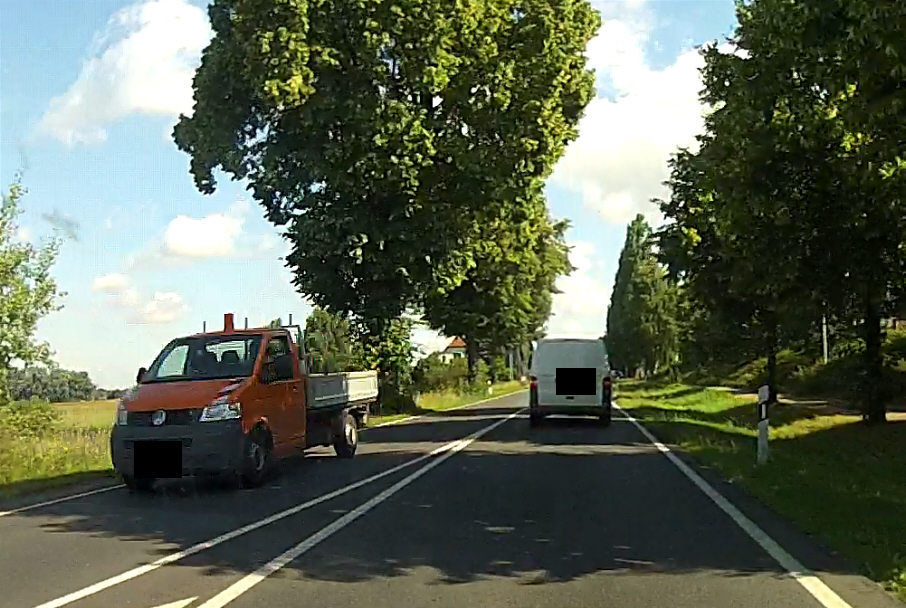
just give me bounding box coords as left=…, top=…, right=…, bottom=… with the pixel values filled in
left=614, top=402, right=854, bottom=608
left=32, top=405, right=521, bottom=608
left=1, top=391, right=526, bottom=519
left=196, top=408, right=522, bottom=608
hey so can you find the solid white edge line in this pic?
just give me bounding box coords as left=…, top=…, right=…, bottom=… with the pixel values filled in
left=0, top=484, right=124, bottom=518
left=196, top=408, right=523, bottom=608
left=367, top=388, right=527, bottom=428
left=3, top=389, right=525, bottom=517
left=613, top=402, right=854, bottom=608
left=32, top=403, right=521, bottom=608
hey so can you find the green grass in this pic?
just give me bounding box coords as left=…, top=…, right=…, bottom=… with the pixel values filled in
left=369, top=380, right=527, bottom=425
left=0, top=399, right=117, bottom=497
left=618, top=379, right=906, bottom=600
left=54, top=399, right=118, bottom=428
left=0, top=382, right=527, bottom=497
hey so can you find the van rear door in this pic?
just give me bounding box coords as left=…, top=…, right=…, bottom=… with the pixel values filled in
left=533, top=340, right=607, bottom=408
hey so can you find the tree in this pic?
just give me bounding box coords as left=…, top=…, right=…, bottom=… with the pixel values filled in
left=8, top=366, right=97, bottom=403
left=693, top=0, right=906, bottom=422
left=303, top=307, right=362, bottom=372
left=0, top=178, right=63, bottom=405
left=422, top=189, right=572, bottom=379
left=173, top=0, right=601, bottom=355
left=606, top=215, right=678, bottom=377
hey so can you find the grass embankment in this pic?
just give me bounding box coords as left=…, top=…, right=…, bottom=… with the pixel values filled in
left=0, top=382, right=527, bottom=498
left=0, top=400, right=118, bottom=498
left=618, top=379, right=906, bottom=600
left=369, top=380, right=526, bottom=425
left=688, top=328, right=906, bottom=408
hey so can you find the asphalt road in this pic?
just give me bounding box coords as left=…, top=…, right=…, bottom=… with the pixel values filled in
left=0, top=392, right=901, bottom=608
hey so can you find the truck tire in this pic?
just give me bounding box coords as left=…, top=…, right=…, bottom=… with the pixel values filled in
left=334, top=414, right=358, bottom=459
left=240, top=428, right=272, bottom=488
left=123, top=475, right=154, bottom=493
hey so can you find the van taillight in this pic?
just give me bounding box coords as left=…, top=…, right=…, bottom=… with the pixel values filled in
left=530, top=376, right=538, bottom=390
left=602, top=377, right=612, bottom=391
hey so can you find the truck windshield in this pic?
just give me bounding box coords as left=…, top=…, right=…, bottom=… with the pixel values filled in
left=142, top=335, right=263, bottom=383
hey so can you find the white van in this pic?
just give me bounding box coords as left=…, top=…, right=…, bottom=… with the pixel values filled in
left=528, top=338, right=613, bottom=426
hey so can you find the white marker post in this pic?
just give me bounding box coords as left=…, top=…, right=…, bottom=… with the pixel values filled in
left=756, top=384, right=770, bottom=465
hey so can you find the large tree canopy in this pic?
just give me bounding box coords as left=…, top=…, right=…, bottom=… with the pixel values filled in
left=651, top=0, right=906, bottom=421
left=174, top=0, right=600, bottom=326
left=421, top=185, right=572, bottom=375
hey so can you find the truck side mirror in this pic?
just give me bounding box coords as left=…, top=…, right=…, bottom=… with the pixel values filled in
left=136, top=367, right=147, bottom=384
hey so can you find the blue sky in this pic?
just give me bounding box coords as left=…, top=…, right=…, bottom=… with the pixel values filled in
left=0, top=0, right=738, bottom=388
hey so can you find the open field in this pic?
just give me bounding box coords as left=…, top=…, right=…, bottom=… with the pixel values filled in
left=617, top=379, right=906, bottom=600
left=0, top=382, right=527, bottom=497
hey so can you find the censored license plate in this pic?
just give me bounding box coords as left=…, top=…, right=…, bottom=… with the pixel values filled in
left=134, top=440, right=183, bottom=478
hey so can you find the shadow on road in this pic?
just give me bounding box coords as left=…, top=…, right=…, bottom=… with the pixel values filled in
left=3, top=401, right=875, bottom=599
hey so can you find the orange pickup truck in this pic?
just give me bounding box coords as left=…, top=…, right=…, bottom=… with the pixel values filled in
left=110, top=313, right=378, bottom=491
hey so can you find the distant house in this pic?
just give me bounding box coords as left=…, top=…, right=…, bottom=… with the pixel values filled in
left=439, top=337, right=467, bottom=363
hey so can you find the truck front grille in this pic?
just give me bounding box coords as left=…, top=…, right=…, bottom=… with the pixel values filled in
left=128, top=409, right=199, bottom=426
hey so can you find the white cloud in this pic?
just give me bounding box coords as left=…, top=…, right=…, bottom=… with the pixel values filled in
left=135, top=291, right=187, bottom=324
left=38, top=0, right=212, bottom=146
left=551, top=8, right=708, bottom=226
left=545, top=241, right=610, bottom=339
left=92, top=273, right=184, bottom=323
left=92, top=272, right=130, bottom=294
left=162, top=199, right=248, bottom=259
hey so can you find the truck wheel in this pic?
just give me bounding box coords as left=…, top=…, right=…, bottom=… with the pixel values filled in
left=334, top=415, right=358, bottom=459
left=240, top=428, right=272, bottom=488
left=123, top=475, right=154, bottom=493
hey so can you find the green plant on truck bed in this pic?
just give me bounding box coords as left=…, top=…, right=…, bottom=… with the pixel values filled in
left=618, top=379, right=906, bottom=601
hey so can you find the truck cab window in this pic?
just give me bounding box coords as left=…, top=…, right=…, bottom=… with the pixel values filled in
left=264, top=336, right=293, bottom=382
left=157, top=345, right=189, bottom=378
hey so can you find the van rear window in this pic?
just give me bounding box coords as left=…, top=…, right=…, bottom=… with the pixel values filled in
left=533, top=341, right=607, bottom=370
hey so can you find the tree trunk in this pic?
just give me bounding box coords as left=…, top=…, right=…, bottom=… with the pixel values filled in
left=862, top=288, right=886, bottom=424
left=466, top=337, right=479, bottom=383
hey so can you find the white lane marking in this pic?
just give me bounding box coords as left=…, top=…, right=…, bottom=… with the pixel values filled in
left=614, top=402, right=854, bottom=608
left=2, top=391, right=525, bottom=517
left=367, top=389, right=527, bottom=428
left=197, top=409, right=522, bottom=608
left=0, top=484, right=124, bottom=518
left=150, top=598, right=197, bottom=608
left=33, top=419, right=513, bottom=608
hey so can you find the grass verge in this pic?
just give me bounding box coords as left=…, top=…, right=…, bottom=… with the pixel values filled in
left=1, top=382, right=526, bottom=498
left=369, top=380, right=527, bottom=425
left=617, top=379, right=906, bottom=600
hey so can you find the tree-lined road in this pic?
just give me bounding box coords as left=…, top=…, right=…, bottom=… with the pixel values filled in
left=0, top=392, right=899, bottom=608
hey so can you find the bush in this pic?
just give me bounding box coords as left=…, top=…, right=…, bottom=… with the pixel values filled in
left=412, top=355, right=469, bottom=393
left=490, top=356, right=510, bottom=382
left=377, top=380, right=417, bottom=414
left=0, top=400, right=61, bottom=439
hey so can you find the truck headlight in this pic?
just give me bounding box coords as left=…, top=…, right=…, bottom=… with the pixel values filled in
left=116, top=401, right=128, bottom=426
left=199, top=396, right=241, bottom=422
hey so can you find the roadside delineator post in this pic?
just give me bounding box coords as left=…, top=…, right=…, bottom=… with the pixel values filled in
left=756, top=384, right=770, bottom=465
